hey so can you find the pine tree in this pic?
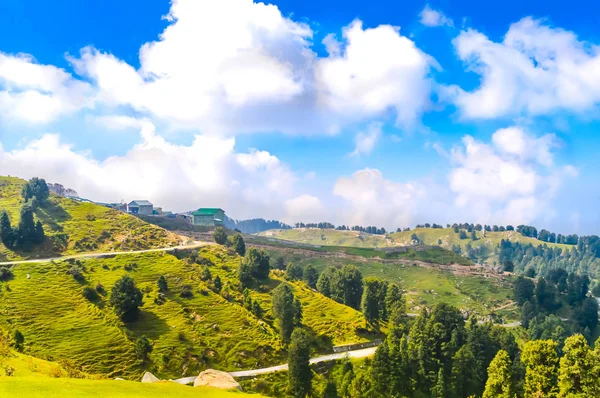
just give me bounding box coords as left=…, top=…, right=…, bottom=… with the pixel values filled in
left=522, top=340, right=559, bottom=398
left=288, top=328, right=311, bottom=398
left=302, top=264, right=319, bottom=289
left=521, top=300, right=536, bottom=329
left=558, top=334, right=599, bottom=397
left=157, top=275, right=168, bottom=293
left=272, top=283, right=295, bottom=343
left=483, top=350, right=514, bottom=398
left=232, top=234, right=246, bottom=256
left=0, top=211, right=14, bottom=247
left=452, top=344, right=478, bottom=398
left=385, top=283, right=406, bottom=325
left=109, top=275, right=143, bottom=322
left=322, top=380, right=338, bottom=398
left=431, top=368, right=447, bottom=398
left=213, top=275, right=222, bottom=292
left=33, top=221, right=44, bottom=243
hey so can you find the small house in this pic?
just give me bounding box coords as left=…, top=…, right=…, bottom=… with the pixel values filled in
left=128, top=200, right=153, bottom=215
left=192, top=208, right=225, bottom=227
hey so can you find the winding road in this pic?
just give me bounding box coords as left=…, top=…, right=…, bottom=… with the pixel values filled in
left=171, top=346, right=379, bottom=384
left=0, top=242, right=210, bottom=266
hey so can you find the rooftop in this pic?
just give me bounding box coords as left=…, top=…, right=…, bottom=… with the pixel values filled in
left=129, top=200, right=153, bottom=207
left=192, top=208, right=224, bottom=215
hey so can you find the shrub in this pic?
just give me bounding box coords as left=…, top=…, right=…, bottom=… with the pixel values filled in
left=95, top=282, right=105, bottom=295
left=213, top=227, right=228, bottom=245
left=134, top=336, right=153, bottom=361
left=157, top=275, right=168, bottom=293
left=180, top=284, right=194, bottom=298
left=0, top=267, right=13, bottom=281
left=13, top=330, right=24, bottom=351
left=67, top=265, right=84, bottom=281
left=82, top=286, right=98, bottom=301
left=109, top=275, right=143, bottom=322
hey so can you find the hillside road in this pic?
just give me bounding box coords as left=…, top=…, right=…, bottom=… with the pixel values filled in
left=0, top=242, right=211, bottom=266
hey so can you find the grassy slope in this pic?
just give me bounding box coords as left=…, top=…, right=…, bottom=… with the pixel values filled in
left=0, top=377, right=264, bottom=398
left=261, top=246, right=515, bottom=319
left=0, top=245, right=367, bottom=380
left=0, top=176, right=182, bottom=261
left=259, top=227, right=572, bottom=263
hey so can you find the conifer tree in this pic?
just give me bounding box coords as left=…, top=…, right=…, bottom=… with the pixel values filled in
left=522, top=340, right=559, bottom=398
left=288, top=328, right=311, bottom=398
left=483, top=350, right=514, bottom=398
left=558, top=334, right=600, bottom=397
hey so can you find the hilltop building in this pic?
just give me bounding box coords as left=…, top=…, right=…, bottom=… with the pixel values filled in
left=128, top=200, right=153, bottom=215
left=192, top=208, right=225, bottom=227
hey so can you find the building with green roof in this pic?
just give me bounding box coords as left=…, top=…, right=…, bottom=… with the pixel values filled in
left=191, top=208, right=225, bottom=227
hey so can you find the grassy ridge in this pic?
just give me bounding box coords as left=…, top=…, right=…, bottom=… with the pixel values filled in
left=0, top=176, right=181, bottom=261
left=260, top=246, right=515, bottom=319
left=0, top=245, right=368, bottom=380
left=0, top=377, right=265, bottom=398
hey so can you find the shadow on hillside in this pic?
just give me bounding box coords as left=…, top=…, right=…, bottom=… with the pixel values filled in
left=34, top=201, right=71, bottom=232
left=126, top=310, right=170, bottom=339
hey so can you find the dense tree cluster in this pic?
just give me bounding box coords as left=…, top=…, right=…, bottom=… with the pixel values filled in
left=498, top=238, right=600, bottom=279
left=415, top=223, right=444, bottom=229
left=361, top=277, right=405, bottom=327
left=292, top=222, right=388, bottom=235
left=316, top=265, right=363, bottom=310
left=238, top=247, right=270, bottom=286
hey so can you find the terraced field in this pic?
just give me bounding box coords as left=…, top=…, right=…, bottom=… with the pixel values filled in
left=0, top=245, right=368, bottom=380
left=0, top=176, right=182, bottom=262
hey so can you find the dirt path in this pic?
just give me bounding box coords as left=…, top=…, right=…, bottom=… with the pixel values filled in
left=0, top=242, right=211, bottom=266
left=171, top=346, right=379, bottom=384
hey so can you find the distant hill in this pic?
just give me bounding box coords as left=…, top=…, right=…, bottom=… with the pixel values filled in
left=0, top=176, right=182, bottom=261
left=224, top=217, right=291, bottom=234
left=0, top=244, right=370, bottom=380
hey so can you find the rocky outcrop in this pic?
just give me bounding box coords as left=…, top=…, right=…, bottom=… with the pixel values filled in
left=193, top=369, right=241, bottom=391
left=141, top=371, right=160, bottom=383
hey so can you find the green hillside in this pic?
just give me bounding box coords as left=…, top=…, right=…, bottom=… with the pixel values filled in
left=0, top=245, right=368, bottom=380
left=259, top=245, right=516, bottom=320
left=0, top=176, right=182, bottom=262
left=259, top=227, right=572, bottom=263
left=0, top=377, right=265, bottom=398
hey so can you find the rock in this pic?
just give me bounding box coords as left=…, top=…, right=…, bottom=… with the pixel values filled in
left=141, top=371, right=160, bottom=383
left=27, top=274, right=30, bottom=279
left=114, top=377, right=125, bottom=381
left=193, top=369, right=242, bottom=391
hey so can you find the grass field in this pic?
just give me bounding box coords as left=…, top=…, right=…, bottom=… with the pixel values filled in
left=0, top=377, right=264, bottom=398
left=261, top=246, right=516, bottom=320
left=258, top=227, right=573, bottom=264
left=0, top=176, right=181, bottom=262
left=0, top=245, right=368, bottom=380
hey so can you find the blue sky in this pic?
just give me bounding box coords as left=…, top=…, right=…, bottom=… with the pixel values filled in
left=0, top=0, right=599, bottom=234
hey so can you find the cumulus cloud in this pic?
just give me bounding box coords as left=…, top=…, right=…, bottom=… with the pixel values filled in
left=0, top=123, right=309, bottom=221
left=316, top=20, right=436, bottom=129
left=451, top=17, right=600, bottom=119
left=0, top=52, right=93, bottom=124
left=447, top=126, right=576, bottom=225
left=419, top=5, right=453, bottom=27
left=349, top=122, right=382, bottom=156
left=57, top=0, right=436, bottom=135
left=333, top=168, right=429, bottom=227
left=284, top=194, right=324, bottom=223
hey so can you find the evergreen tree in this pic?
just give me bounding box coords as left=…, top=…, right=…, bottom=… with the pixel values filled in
left=109, top=275, right=143, bottom=322
left=18, top=204, right=36, bottom=247
left=521, top=300, right=536, bottom=329
left=33, top=221, right=44, bottom=243
left=302, top=264, right=319, bottom=289
left=157, top=275, right=168, bottom=293
left=322, top=380, right=338, bottom=398
left=483, top=350, right=514, bottom=398
left=134, top=335, right=153, bottom=361
left=288, top=328, right=311, bottom=398
left=431, top=368, right=447, bottom=398
left=521, top=339, right=559, bottom=398
left=558, top=334, right=599, bottom=397
left=514, top=277, right=535, bottom=305
left=285, top=262, right=303, bottom=281
left=274, top=256, right=286, bottom=270
left=452, top=344, right=479, bottom=398
left=272, top=283, right=295, bottom=343
left=213, top=275, right=222, bottom=292
left=212, top=226, right=228, bottom=245
left=361, top=277, right=387, bottom=326
left=0, top=211, right=14, bottom=248
left=242, top=247, right=270, bottom=280
left=385, top=283, right=406, bottom=325
left=231, top=234, right=246, bottom=256
left=316, top=267, right=334, bottom=297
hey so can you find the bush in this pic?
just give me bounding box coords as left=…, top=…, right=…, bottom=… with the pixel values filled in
left=180, top=284, right=194, bottom=298
left=109, top=275, right=143, bottom=322
left=95, top=282, right=105, bottom=295
left=157, top=275, right=168, bottom=293
left=82, top=286, right=98, bottom=301
left=67, top=265, right=84, bottom=281
left=213, top=227, right=228, bottom=245
left=134, top=335, right=153, bottom=361
left=0, top=267, right=13, bottom=281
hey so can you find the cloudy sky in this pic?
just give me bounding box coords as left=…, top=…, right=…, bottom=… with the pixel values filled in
left=0, top=0, right=599, bottom=233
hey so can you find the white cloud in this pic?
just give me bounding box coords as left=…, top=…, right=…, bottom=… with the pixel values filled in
left=94, top=115, right=150, bottom=130
left=316, top=20, right=436, bottom=129
left=333, top=168, right=428, bottom=227
left=451, top=17, right=600, bottom=119
left=0, top=52, right=93, bottom=124
left=284, top=194, right=324, bottom=223
left=419, top=5, right=453, bottom=27
left=447, top=127, right=576, bottom=225
left=349, top=122, right=381, bottom=156
left=0, top=124, right=307, bottom=221
left=60, top=0, right=435, bottom=135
